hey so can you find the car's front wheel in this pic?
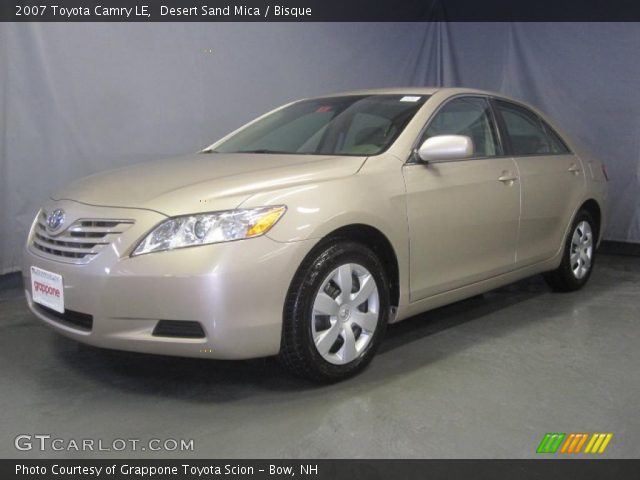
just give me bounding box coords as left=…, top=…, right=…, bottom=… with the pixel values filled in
left=544, top=209, right=597, bottom=292
left=279, top=240, right=390, bottom=382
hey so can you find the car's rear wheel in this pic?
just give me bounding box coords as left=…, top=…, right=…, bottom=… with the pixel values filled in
left=544, top=210, right=597, bottom=292
left=279, top=240, right=389, bottom=382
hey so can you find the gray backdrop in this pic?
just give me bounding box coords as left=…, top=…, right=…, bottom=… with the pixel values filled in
left=1, top=22, right=639, bottom=273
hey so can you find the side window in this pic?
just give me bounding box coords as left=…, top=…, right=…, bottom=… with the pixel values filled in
left=496, top=101, right=569, bottom=155
left=541, top=120, right=571, bottom=154
left=422, top=97, right=501, bottom=158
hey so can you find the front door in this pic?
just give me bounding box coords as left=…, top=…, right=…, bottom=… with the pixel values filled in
left=403, top=96, right=520, bottom=301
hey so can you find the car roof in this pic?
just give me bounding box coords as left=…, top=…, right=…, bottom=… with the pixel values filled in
left=318, top=87, right=499, bottom=97
left=320, top=87, right=440, bottom=96
left=304, top=87, right=544, bottom=117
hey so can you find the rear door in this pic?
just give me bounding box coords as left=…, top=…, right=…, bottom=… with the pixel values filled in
left=403, top=96, right=520, bottom=301
left=493, top=99, right=585, bottom=266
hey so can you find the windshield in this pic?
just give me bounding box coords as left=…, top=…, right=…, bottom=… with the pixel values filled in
left=211, top=94, right=429, bottom=156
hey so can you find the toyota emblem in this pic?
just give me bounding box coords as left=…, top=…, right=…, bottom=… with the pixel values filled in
left=46, top=209, right=66, bottom=232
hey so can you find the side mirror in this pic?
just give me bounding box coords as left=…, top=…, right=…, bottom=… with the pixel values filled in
left=417, top=135, right=474, bottom=163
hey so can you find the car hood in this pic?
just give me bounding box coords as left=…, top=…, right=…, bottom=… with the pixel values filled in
left=51, top=153, right=367, bottom=216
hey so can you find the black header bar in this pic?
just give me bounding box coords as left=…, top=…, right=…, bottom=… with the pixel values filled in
left=2, top=0, right=640, bottom=22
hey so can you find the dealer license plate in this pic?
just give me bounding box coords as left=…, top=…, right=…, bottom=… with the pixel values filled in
left=31, top=266, right=65, bottom=314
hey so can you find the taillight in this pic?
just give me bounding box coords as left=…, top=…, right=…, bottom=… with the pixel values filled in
left=601, top=164, right=609, bottom=182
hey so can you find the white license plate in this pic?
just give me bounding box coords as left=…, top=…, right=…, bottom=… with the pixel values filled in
left=31, top=266, right=65, bottom=314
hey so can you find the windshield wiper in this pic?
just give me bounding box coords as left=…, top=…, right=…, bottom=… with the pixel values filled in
left=201, top=148, right=218, bottom=153
left=236, top=149, right=293, bottom=154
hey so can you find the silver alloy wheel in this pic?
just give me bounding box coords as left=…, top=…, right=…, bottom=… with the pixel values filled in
left=570, top=220, right=594, bottom=279
left=311, top=263, right=380, bottom=365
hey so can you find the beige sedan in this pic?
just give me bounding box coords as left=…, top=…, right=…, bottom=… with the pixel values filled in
left=23, top=88, right=608, bottom=382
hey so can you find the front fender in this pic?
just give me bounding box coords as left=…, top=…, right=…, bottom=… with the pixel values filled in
left=240, top=156, right=410, bottom=307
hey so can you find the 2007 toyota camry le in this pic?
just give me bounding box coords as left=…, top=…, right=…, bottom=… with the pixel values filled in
left=24, top=88, right=609, bottom=382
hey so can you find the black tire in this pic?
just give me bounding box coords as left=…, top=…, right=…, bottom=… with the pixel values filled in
left=279, top=240, right=390, bottom=383
left=544, top=210, right=597, bottom=292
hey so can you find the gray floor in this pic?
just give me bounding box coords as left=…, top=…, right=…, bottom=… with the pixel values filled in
left=1, top=254, right=638, bottom=459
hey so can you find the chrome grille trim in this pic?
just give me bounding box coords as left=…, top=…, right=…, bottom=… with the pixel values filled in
left=31, top=211, right=134, bottom=264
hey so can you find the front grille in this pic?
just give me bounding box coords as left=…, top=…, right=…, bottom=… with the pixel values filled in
left=34, top=304, right=93, bottom=332
left=153, top=320, right=206, bottom=339
left=32, top=211, right=133, bottom=264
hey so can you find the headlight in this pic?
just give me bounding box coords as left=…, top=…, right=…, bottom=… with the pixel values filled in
left=131, top=205, right=286, bottom=256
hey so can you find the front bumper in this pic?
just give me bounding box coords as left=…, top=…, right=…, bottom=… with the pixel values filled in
left=23, top=200, right=315, bottom=360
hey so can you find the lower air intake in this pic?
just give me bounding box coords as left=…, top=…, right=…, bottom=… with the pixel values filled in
left=35, top=304, right=93, bottom=332
left=152, top=320, right=206, bottom=339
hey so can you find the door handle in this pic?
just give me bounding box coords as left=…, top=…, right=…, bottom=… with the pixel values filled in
left=568, top=164, right=581, bottom=174
left=498, top=172, right=518, bottom=183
